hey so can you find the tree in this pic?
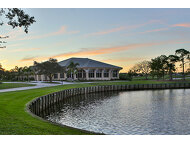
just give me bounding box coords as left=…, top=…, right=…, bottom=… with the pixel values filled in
left=34, top=58, right=64, bottom=82
left=14, top=66, right=24, bottom=81
left=0, top=8, right=36, bottom=48
left=23, top=66, right=33, bottom=82
left=67, top=61, right=79, bottom=81
left=166, top=55, right=179, bottom=80
left=131, top=61, right=151, bottom=80
left=175, top=49, right=190, bottom=80
left=150, top=55, right=168, bottom=80
left=0, top=64, right=5, bottom=80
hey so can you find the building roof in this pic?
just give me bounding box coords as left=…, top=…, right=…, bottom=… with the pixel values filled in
left=58, top=58, right=122, bottom=69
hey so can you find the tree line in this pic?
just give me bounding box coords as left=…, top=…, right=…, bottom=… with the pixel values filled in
left=128, top=48, right=190, bottom=80
left=0, top=58, right=79, bottom=82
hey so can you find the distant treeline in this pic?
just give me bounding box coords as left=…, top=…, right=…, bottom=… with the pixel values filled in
left=122, top=48, right=190, bottom=81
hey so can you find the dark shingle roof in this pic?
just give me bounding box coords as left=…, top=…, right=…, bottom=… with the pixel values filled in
left=58, top=58, right=122, bottom=69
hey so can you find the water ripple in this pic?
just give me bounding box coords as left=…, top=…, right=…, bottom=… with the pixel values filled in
left=46, top=89, right=190, bottom=135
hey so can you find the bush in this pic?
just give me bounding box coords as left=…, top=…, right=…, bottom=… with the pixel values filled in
left=119, top=73, right=132, bottom=81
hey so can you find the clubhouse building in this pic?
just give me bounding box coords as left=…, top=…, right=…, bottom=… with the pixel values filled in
left=35, top=58, right=123, bottom=81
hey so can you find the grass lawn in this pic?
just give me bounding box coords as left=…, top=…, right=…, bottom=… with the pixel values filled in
left=0, top=83, right=35, bottom=90
left=42, top=81, right=61, bottom=84
left=0, top=80, right=190, bottom=135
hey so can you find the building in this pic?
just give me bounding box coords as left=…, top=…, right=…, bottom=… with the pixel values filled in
left=35, top=57, right=122, bottom=81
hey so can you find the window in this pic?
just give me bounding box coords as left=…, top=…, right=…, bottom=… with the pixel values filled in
left=113, top=70, right=118, bottom=77
left=96, top=69, right=102, bottom=78
left=60, top=73, right=64, bottom=78
left=77, top=70, right=82, bottom=78
left=104, top=70, right=109, bottom=78
left=83, top=71, right=86, bottom=78
left=67, top=73, right=73, bottom=78
left=54, top=73, right=58, bottom=79
left=89, top=69, right=95, bottom=78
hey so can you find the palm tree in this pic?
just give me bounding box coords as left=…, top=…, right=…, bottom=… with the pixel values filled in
left=14, top=66, right=23, bottom=81
left=23, top=66, right=33, bottom=82
left=67, top=61, right=79, bottom=81
left=175, top=49, right=190, bottom=80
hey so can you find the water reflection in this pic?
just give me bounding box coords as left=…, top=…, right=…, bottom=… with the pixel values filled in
left=45, top=89, right=190, bottom=135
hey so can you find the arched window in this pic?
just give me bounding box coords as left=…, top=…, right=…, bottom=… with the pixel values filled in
left=77, top=70, right=82, bottom=78
left=89, top=69, right=95, bottom=78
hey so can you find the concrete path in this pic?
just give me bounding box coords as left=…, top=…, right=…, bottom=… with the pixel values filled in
left=0, top=81, right=73, bottom=93
left=0, top=80, right=128, bottom=93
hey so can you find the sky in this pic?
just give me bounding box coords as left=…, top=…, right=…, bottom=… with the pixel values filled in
left=0, top=8, right=190, bottom=72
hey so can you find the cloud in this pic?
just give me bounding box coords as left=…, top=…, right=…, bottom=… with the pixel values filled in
left=86, top=26, right=127, bottom=36
left=52, top=40, right=190, bottom=58
left=17, top=26, right=79, bottom=41
left=10, top=48, right=41, bottom=53
left=20, top=56, right=40, bottom=62
left=103, top=57, right=147, bottom=63
left=52, top=42, right=163, bottom=59
left=172, top=23, right=190, bottom=28
left=85, top=20, right=165, bottom=37
left=140, top=28, right=169, bottom=34
left=20, top=39, right=190, bottom=63
left=20, top=42, right=159, bottom=62
left=17, top=26, right=66, bottom=41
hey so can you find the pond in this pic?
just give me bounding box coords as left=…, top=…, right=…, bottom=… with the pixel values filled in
left=45, top=89, right=190, bottom=135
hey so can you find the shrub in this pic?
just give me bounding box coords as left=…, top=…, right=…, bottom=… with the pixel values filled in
left=119, top=73, right=132, bottom=81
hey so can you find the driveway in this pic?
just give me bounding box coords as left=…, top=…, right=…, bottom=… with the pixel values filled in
left=0, top=80, right=128, bottom=93
left=0, top=81, right=73, bottom=93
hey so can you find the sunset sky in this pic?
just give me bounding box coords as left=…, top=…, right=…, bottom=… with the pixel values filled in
left=1, top=8, right=190, bottom=72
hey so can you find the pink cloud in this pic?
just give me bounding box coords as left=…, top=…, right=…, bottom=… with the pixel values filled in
left=10, top=48, right=41, bottom=52
left=86, top=20, right=165, bottom=37
left=52, top=42, right=164, bottom=59
left=17, top=26, right=79, bottom=41
left=172, top=23, right=190, bottom=28
left=20, top=39, right=189, bottom=62
left=87, top=26, right=127, bottom=36
left=140, top=28, right=169, bottom=34
left=103, top=57, right=147, bottom=63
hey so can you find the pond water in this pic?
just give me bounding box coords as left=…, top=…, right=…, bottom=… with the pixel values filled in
left=45, top=89, right=190, bottom=135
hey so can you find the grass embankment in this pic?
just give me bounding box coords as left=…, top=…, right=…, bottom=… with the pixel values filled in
left=0, top=80, right=190, bottom=135
left=0, top=83, right=35, bottom=90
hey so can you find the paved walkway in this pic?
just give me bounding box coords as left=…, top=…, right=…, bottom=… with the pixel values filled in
left=0, top=80, right=128, bottom=93
left=0, top=81, right=73, bottom=93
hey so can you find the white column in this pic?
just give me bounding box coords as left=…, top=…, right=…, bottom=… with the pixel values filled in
left=109, top=69, right=112, bottom=80
left=102, top=69, right=105, bottom=80
left=58, top=73, right=60, bottom=80
left=74, top=74, right=77, bottom=80
left=41, top=75, right=44, bottom=81
left=64, top=73, right=67, bottom=80
left=84, top=69, right=89, bottom=80
left=36, top=75, right=39, bottom=81
left=82, top=70, right=83, bottom=79
left=94, top=69, right=97, bottom=79
left=117, top=70, right=120, bottom=79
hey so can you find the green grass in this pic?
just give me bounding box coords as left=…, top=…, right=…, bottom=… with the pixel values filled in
left=0, top=83, right=35, bottom=90
left=0, top=80, right=190, bottom=135
left=132, top=74, right=190, bottom=81
left=42, top=81, right=61, bottom=84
